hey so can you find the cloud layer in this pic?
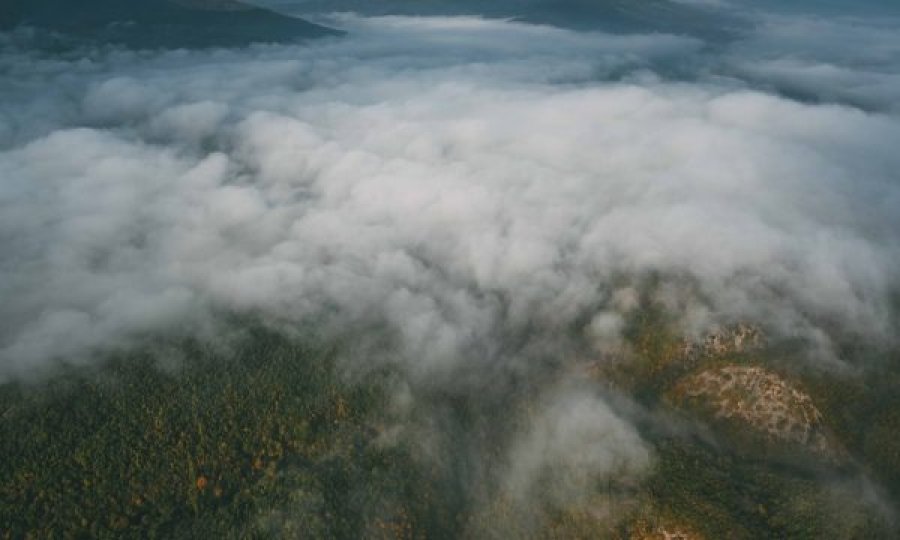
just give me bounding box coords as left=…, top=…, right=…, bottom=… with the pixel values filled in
left=2, top=6, right=899, bottom=526
left=2, top=14, right=898, bottom=381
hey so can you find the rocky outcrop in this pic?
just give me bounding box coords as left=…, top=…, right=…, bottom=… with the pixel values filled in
left=672, top=365, right=841, bottom=459
left=629, top=517, right=704, bottom=540
left=679, top=323, right=766, bottom=362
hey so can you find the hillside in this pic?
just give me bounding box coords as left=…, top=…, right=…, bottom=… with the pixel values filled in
left=0, top=0, right=341, bottom=48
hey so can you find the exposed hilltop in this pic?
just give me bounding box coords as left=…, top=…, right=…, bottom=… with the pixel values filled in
left=671, top=365, right=843, bottom=460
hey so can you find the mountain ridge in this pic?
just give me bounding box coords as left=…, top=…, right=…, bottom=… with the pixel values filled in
left=0, top=0, right=341, bottom=49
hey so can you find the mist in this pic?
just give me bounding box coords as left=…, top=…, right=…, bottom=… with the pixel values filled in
left=1, top=1, right=899, bottom=535
left=3, top=10, right=898, bottom=376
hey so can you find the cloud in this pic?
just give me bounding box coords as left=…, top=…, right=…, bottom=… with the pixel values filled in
left=1, top=12, right=899, bottom=382
left=503, top=390, right=651, bottom=505
left=722, top=11, right=900, bottom=111
left=1, top=6, right=899, bottom=526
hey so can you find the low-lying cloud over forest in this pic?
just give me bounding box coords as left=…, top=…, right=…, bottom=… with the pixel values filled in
left=1, top=1, right=899, bottom=535
left=2, top=3, right=898, bottom=378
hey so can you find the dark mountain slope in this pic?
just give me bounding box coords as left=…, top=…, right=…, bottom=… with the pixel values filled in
left=0, top=0, right=341, bottom=49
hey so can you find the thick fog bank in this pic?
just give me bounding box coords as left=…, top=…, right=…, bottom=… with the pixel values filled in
left=1, top=10, right=899, bottom=381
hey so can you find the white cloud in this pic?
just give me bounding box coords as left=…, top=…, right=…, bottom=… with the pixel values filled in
left=722, top=11, right=900, bottom=111
left=503, top=391, right=651, bottom=505
left=1, top=14, right=899, bottom=382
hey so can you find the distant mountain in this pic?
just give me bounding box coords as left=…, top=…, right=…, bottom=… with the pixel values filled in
left=0, top=0, right=341, bottom=49
left=270, top=0, right=741, bottom=40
